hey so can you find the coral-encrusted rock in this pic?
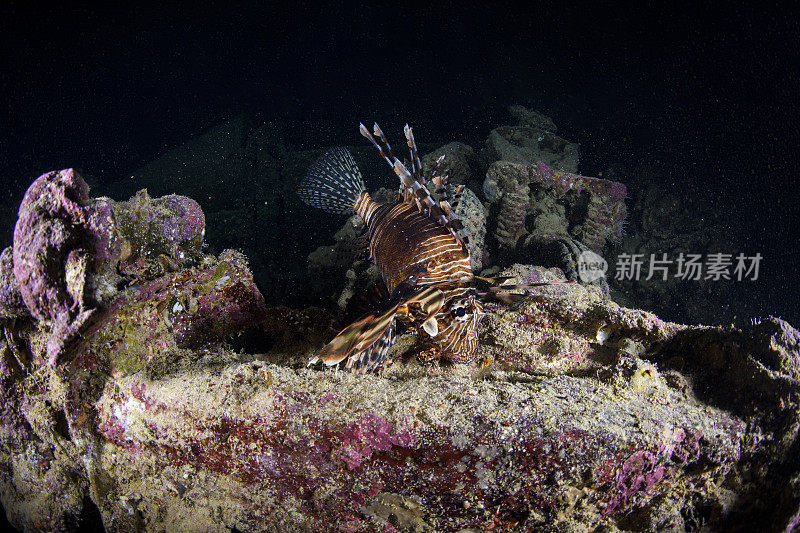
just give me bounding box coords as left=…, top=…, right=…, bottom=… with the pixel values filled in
left=477, top=264, right=682, bottom=374
left=2, top=264, right=800, bottom=529
left=0, top=239, right=270, bottom=530
left=112, top=189, right=205, bottom=271
left=453, top=187, right=487, bottom=272
left=0, top=247, right=27, bottom=320
left=79, top=362, right=745, bottom=531
left=750, top=317, right=800, bottom=382
left=171, top=249, right=266, bottom=349
left=12, top=169, right=106, bottom=363
left=83, top=249, right=267, bottom=376
left=6, top=170, right=209, bottom=365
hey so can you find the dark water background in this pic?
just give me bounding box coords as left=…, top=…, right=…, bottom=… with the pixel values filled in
left=1, top=2, right=798, bottom=325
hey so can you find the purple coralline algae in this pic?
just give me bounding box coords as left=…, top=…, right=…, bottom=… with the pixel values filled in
left=332, top=412, right=417, bottom=471
left=171, top=249, right=267, bottom=349
left=8, top=170, right=209, bottom=366
left=12, top=169, right=103, bottom=364
left=112, top=189, right=206, bottom=274
left=0, top=246, right=27, bottom=320
left=602, top=429, right=703, bottom=516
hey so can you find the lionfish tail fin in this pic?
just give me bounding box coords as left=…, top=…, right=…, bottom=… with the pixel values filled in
left=297, top=147, right=365, bottom=214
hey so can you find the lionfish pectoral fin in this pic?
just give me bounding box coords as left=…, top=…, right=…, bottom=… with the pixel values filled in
left=313, top=313, right=380, bottom=366
left=472, top=275, right=515, bottom=287
left=481, top=291, right=527, bottom=308
left=311, top=303, right=401, bottom=373
left=345, top=284, right=446, bottom=372
left=347, top=320, right=396, bottom=374
left=405, top=286, right=445, bottom=327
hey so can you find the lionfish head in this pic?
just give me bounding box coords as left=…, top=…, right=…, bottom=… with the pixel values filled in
left=434, top=293, right=486, bottom=363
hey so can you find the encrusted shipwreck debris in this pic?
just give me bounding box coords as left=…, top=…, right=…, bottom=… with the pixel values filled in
left=0, top=170, right=799, bottom=532
left=485, top=160, right=628, bottom=255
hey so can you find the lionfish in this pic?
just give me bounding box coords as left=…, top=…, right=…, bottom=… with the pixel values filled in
left=298, top=123, right=553, bottom=373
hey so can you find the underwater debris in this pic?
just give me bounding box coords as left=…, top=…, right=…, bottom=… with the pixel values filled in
left=485, top=160, right=627, bottom=255
left=421, top=141, right=480, bottom=193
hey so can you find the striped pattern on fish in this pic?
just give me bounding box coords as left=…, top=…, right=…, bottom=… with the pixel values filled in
left=298, top=123, right=558, bottom=373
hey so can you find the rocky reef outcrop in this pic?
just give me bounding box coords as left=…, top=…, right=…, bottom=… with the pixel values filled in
left=7, top=169, right=206, bottom=366
left=0, top=169, right=799, bottom=532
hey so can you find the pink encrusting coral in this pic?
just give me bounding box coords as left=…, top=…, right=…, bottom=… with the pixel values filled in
left=602, top=450, right=666, bottom=516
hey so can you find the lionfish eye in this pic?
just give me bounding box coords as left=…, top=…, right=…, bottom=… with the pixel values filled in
left=454, top=307, right=467, bottom=317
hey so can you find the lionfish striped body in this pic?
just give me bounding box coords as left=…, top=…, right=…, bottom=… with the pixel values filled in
left=355, top=192, right=484, bottom=360
left=298, top=123, right=545, bottom=373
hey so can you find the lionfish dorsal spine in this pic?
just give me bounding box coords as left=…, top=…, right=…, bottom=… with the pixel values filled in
left=403, top=124, right=424, bottom=183
left=361, top=122, right=471, bottom=253
left=427, top=156, right=471, bottom=252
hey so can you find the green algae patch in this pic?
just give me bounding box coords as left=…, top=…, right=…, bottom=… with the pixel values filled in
left=198, top=261, right=229, bottom=294
left=81, top=250, right=266, bottom=378
left=95, top=296, right=181, bottom=377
